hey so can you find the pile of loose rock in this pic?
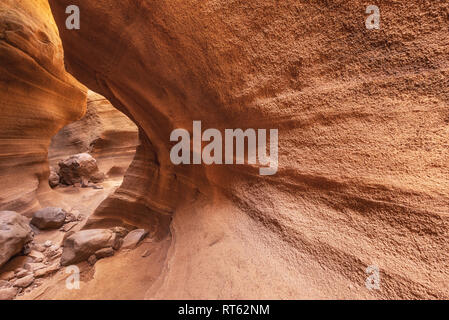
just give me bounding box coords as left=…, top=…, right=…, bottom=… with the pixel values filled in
left=0, top=235, right=62, bottom=300
left=0, top=208, right=149, bottom=300
left=50, top=153, right=105, bottom=188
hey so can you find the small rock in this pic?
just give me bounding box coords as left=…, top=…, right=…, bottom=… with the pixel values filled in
left=113, top=238, right=123, bottom=250
left=0, top=271, right=15, bottom=281
left=29, top=250, right=45, bottom=263
left=32, top=243, right=46, bottom=252
left=44, top=240, right=53, bottom=248
left=60, top=222, right=78, bottom=232
left=64, top=212, right=77, bottom=223
left=14, top=275, right=34, bottom=288
left=95, top=247, right=114, bottom=259
left=22, top=242, right=32, bottom=255
left=141, top=250, right=152, bottom=258
left=34, top=264, right=59, bottom=278
left=121, top=229, right=149, bottom=250
left=15, top=269, right=31, bottom=279
left=49, top=244, right=60, bottom=252
left=24, top=262, right=46, bottom=272
left=45, top=246, right=62, bottom=260
left=0, top=287, right=18, bottom=300
left=0, top=280, right=10, bottom=289
left=87, top=255, right=97, bottom=266
left=111, top=226, right=129, bottom=238
left=31, top=207, right=67, bottom=230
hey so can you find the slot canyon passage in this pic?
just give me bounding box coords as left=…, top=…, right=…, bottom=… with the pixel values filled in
left=0, top=0, right=448, bottom=300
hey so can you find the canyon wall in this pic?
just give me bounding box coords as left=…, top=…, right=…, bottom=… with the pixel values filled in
left=48, top=0, right=448, bottom=299
left=0, top=0, right=86, bottom=215
left=49, top=90, right=139, bottom=176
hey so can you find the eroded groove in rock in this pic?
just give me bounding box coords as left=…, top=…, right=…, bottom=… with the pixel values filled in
left=48, top=0, right=449, bottom=299
left=0, top=0, right=86, bottom=215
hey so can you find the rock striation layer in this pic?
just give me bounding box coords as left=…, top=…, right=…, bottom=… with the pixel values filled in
left=0, top=0, right=86, bottom=215
left=44, top=0, right=449, bottom=299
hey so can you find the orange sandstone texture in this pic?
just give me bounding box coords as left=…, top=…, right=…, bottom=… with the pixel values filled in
left=47, top=0, right=449, bottom=299
left=0, top=0, right=86, bottom=215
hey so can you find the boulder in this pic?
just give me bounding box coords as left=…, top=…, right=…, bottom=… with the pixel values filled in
left=121, top=229, right=149, bottom=250
left=31, top=207, right=67, bottom=230
left=0, top=287, right=17, bottom=300
left=58, top=153, right=103, bottom=186
left=60, top=229, right=119, bottom=266
left=0, top=211, right=33, bottom=268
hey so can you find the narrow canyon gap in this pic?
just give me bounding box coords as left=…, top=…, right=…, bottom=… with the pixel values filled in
left=44, top=0, right=449, bottom=299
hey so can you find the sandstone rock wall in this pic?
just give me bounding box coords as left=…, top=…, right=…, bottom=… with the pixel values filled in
left=0, top=0, right=86, bottom=215
left=49, top=90, right=139, bottom=176
left=48, top=0, right=448, bottom=299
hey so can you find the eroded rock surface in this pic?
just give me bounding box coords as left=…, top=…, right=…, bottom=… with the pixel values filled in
left=48, top=0, right=449, bottom=299
left=0, top=0, right=86, bottom=215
